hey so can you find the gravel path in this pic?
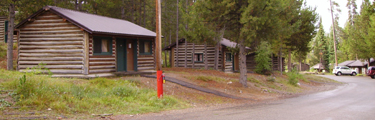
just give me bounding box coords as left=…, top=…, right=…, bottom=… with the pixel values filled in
left=141, top=75, right=247, bottom=100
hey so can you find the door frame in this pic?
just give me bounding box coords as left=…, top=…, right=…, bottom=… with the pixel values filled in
left=116, top=38, right=138, bottom=72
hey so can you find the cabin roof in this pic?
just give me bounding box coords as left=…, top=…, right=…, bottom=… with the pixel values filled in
left=338, top=60, right=356, bottom=66
left=15, top=6, right=156, bottom=38
left=347, top=60, right=364, bottom=67
left=163, top=38, right=248, bottom=50
left=312, top=63, right=324, bottom=69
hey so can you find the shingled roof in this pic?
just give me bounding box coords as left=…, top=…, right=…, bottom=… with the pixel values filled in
left=16, top=6, right=156, bottom=38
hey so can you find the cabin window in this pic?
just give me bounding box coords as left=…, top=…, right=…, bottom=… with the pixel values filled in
left=93, top=36, right=112, bottom=55
left=140, top=40, right=152, bottom=55
left=193, top=53, right=204, bottom=62
left=226, top=53, right=232, bottom=61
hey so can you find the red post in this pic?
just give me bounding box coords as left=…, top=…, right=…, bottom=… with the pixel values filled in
left=157, top=70, right=163, bottom=98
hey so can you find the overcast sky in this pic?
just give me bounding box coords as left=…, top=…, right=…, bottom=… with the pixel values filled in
left=305, top=0, right=363, bottom=32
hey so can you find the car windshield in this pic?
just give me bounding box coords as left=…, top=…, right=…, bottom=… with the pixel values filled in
left=336, top=67, right=340, bottom=69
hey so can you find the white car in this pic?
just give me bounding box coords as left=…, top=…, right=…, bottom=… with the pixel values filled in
left=332, top=66, right=357, bottom=76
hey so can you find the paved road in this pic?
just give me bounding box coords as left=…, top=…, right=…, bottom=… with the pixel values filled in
left=132, top=75, right=375, bottom=120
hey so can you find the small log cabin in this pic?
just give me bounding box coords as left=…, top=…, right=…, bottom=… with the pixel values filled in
left=14, top=6, right=157, bottom=77
left=163, top=38, right=285, bottom=73
left=163, top=38, right=240, bottom=72
left=1, top=16, right=6, bottom=42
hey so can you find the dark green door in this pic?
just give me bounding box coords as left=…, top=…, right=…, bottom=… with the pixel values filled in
left=116, top=39, right=126, bottom=71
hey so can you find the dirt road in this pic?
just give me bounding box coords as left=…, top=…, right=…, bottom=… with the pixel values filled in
left=130, top=75, right=375, bottom=120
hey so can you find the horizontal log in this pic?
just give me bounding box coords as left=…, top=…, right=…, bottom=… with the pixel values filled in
left=138, top=61, right=154, bottom=64
left=33, top=19, right=64, bottom=23
left=20, top=69, right=83, bottom=74
left=20, top=34, right=83, bottom=38
left=19, top=53, right=83, bottom=57
left=89, top=69, right=116, bottom=73
left=20, top=49, right=83, bottom=53
left=21, top=27, right=80, bottom=31
left=20, top=30, right=82, bottom=34
left=89, top=58, right=116, bottom=61
left=37, top=15, right=60, bottom=19
left=26, top=23, right=72, bottom=27
left=137, top=67, right=155, bottom=70
left=19, top=57, right=83, bottom=61
left=137, top=64, right=154, bottom=67
left=19, top=41, right=83, bottom=45
left=20, top=37, right=83, bottom=41
left=89, top=65, right=115, bottom=69
left=19, top=61, right=83, bottom=65
left=89, top=62, right=116, bottom=65
left=19, top=65, right=83, bottom=69
left=138, top=57, right=154, bottom=60
left=19, top=45, right=83, bottom=49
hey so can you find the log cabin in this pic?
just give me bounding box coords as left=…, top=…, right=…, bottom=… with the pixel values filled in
left=14, top=6, right=157, bottom=78
left=0, top=16, right=6, bottom=42
left=163, top=38, right=285, bottom=73
left=163, top=38, right=240, bottom=72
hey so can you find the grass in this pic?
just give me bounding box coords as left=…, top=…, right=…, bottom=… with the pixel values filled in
left=0, top=42, right=6, bottom=59
left=0, top=69, right=188, bottom=115
left=195, top=75, right=226, bottom=82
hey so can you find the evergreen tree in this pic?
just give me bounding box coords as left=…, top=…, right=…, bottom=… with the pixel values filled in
left=313, top=18, right=330, bottom=72
left=255, top=41, right=272, bottom=74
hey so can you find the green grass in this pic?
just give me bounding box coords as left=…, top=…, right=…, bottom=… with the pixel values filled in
left=0, top=42, right=6, bottom=59
left=195, top=75, right=226, bottom=82
left=0, top=69, right=188, bottom=114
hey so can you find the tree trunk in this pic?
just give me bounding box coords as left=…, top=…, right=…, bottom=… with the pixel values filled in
left=279, top=47, right=283, bottom=75
left=192, top=43, right=195, bottom=68
left=184, top=0, right=188, bottom=68
left=176, top=0, right=179, bottom=67
left=169, top=30, right=172, bottom=67
left=271, top=54, right=274, bottom=71
left=299, top=57, right=302, bottom=72
left=184, top=39, right=187, bottom=68
left=131, top=0, right=135, bottom=23
left=143, top=0, right=146, bottom=27
left=121, top=0, right=125, bottom=19
left=204, top=41, right=208, bottom=69
left=215, top=27, right=225, bottom=70
left=75, top=0, right=79, bottom=10
left=239, top=39, right=248, bottom=87
left=7, top=3, right=15, bottom=70
left=288, top=49, right=291, bottom=72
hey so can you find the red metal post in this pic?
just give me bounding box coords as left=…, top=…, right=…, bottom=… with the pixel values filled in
left=157, top=70, right=163, bottom=98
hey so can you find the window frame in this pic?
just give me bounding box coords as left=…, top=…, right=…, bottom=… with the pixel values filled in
left=93, top=36, right=113, bottom=56
left=225, top=52, right=232, bottom=62
left=193, top=53, right=204, bottom=63
left=139, top=40, right=153, bottom=55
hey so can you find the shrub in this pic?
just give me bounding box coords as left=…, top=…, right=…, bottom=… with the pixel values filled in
left=286, top=68, right=304, bottom=86
left=266, top=76, right=276, bottom=82
left=255, top=41, right=272, bottom=75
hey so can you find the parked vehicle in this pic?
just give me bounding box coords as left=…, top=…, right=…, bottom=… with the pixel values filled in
left=367, top=66, right=375, bottom=79
left=332, top=66, right=357, bottom=76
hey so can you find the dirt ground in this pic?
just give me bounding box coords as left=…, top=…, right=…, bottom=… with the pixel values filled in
left=109, top=67, right=341, bottom=119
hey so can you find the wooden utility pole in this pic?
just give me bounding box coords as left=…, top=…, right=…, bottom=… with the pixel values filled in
left=330, top=0, right=338, bottom=66
left=176, top=0, right=179, bottom=67
left=155, top=0, right=163, bottom=98
left=7, top=3, right=15, bottom=70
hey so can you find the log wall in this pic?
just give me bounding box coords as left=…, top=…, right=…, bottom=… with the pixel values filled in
left=0, top=16, right=6, bottom=42
left=246, top=54, right=285, bottom=72
left=222, top=47, right=233, bottom=72
left=18, top=11, right=85, bottom=74
left=137, top=39, right=155, bottom=71
left=88, top=36, right=116, bottom=74
left=173, top=42, right=224, bottom=69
